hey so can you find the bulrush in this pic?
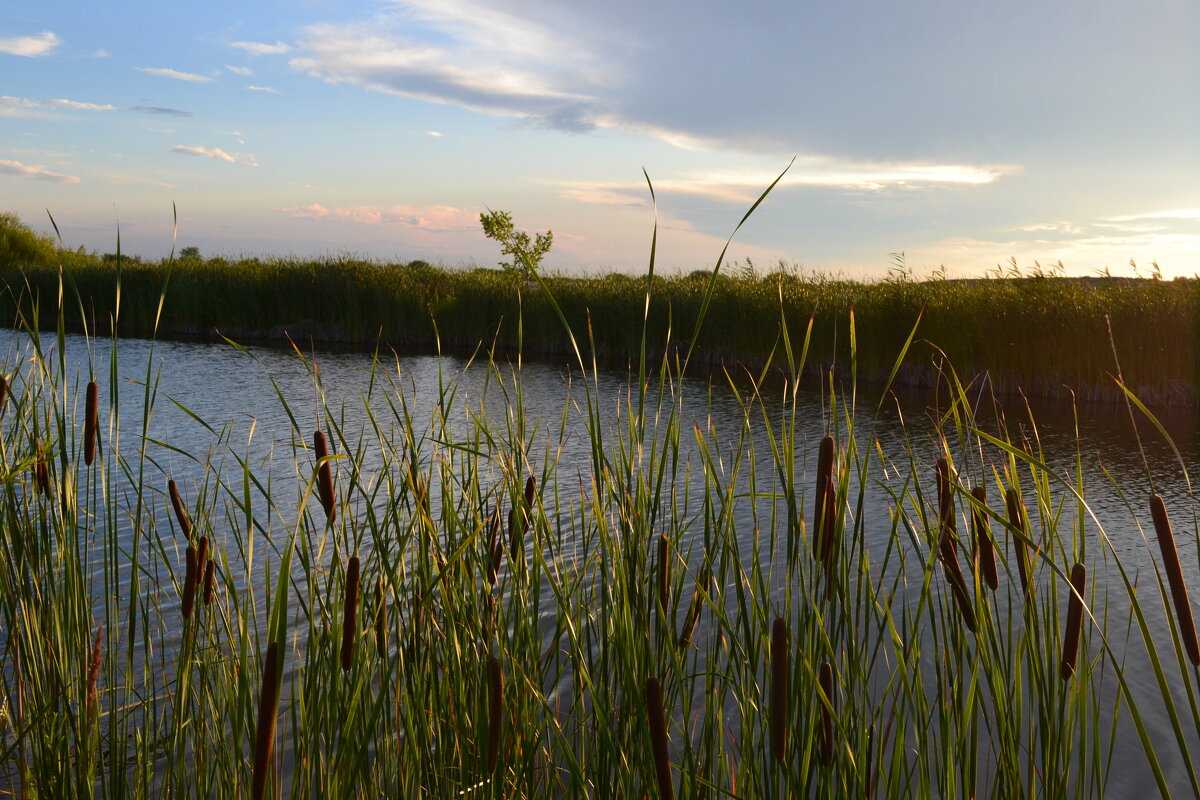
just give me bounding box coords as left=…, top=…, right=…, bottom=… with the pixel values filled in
left=971, top=486, right=999, bottom=591
left=197, top=536, right=209, bottom=581
left=818, top=661, right=835, bottom=765
left=1150, top=494, right=1200, bottom=666
left=181, top=545, right=199, bottom=619
left=814, top=436, right=835, bottom=561
left=203, top=559, right=216, bottom=606
left=252, top=642, right=281, bottom=800
left=84, top=381, right=98, bottom=466
left=85, top=625, right=103, bottom=721
left=644, top=676, right=674, bottom=800
left=486, top=507, right=504, bottom=585
left=341, top=556, right=360, bottom=672
left=34, top=447, right=50, bottom=496
left=677, top=562, right=712, bottom=650
left=314, top=431, right=336, bottom=522
left=935, top=458, right=956, bottom=542
left=168, top=479, right=192, bottom=539
left=486, top=654, right=504, bottom=773
left=1061, top=562, right=1087, bottom=679
left=770, top=618, right=789, bottom=763
left=374, top=576, right=387, bottom=658
left=0, top=373, right=6, bottom=412
left=819, top=474, right=837, bottom=565
left=936, top=461, right=976, bottom=632
left=657, top=534, right=671, bottom=614
left=1005, top=488, right=1034, bottom=598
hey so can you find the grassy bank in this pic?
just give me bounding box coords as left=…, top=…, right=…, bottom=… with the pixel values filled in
left=1, top=214, right=1197, bottom=406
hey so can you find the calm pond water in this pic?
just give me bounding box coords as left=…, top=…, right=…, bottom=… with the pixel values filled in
left=4, top=328, right=1200, bottom=794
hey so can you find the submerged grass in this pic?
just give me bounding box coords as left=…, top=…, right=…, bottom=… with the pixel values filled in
left=2, top=189, right=1200, bottom=797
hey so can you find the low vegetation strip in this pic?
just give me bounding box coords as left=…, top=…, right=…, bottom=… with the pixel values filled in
left=1, top=211, right=1196, bottom=405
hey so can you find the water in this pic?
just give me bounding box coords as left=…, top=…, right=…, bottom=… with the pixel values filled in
left=4, top=328, right=1200, bottom=794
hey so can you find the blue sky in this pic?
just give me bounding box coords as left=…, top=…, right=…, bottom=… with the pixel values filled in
left=2, top=0, right=1198, bottom=276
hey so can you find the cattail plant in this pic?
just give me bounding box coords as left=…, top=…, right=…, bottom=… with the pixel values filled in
left=314, top=430, right=336, bottom=522
left=645, top=676, right=674, bottom=800
left=168, top=479, right=192, bottom=539
left=814, top=435, right=835, bottom=562
left=182, top=545, right=199, bottom=619
left=252, top=642, right=281, bottom=800
left=486, top=654, right=504, bottom=774
left=85, top=625, right=103, bottom=721
left=971, top=486, right=999, bottom=591
left=1005, top=488, right=1033, bottom=598
left=374, top=576, right=387, bottom=658
left=34, top=447, right=50, bottom=496
left=1061, top=562, right=1087, bottom=679
left=83, top=380, right=98, bottom=466
left=657, top=534, right=671, bottom=614
left=203, top=559, right=216, bottom=606
left=1150, top=494, right=1200, bottom=666
left=770, top=618, right=789, bottom=763
left=818, top=661, right=835, bottom=766
left=936, top=460, right=976, bottom=632
left=486, top=506, right=504, bottom=585
left=0, top=373, right=7, bottom=412
left=341, top=555, right=360, bottom=672
left=197, top=536, right=209, bottom=582
left=678, top=562, right=712, bottom=650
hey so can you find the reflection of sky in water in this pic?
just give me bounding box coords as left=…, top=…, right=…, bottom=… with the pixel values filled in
left=4, top=328, right=1200, bottom=793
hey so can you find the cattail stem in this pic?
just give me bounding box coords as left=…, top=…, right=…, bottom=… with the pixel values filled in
left=645, top=676, right=674, bottom=800
left=971, top=486, right=999, bottom=591
left=341, top=556, right=360, bottom=672
left=315, top=431, right=336, bottom=522
left=84, top=381, right=98, bottom=466
left=818, top=661, right=835, bottom=765
left=1150, top=494, right=1200, bottom=666
left=770, top=618, right=789, bottom=763
left=252, top=642, right=281, bottom=800
left=486, top=655, right=503, bottom=773
left=1005, top=488, right=1033, bottom=598
left=1061, top=562, right=1087, bottom=679
left=168, top=479, right=192, bottom=539
left=182, top=545, right=199, bottom=619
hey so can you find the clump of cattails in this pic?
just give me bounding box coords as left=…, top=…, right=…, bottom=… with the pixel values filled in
left=84, top=381, right=98, bottom=466
left=814, top=436, right=836, bottom=563
left=374, top=576, right=388, bottom=657
left=657, top=534, right=671, bottom=614
left=182, top=544, right=199, bottom=619
left=314, top=431, right=336, bottom=522
left=971, top=486, right=998, bottom=591
left=168, top=479, right=192, bottom=539
left=486, top=654, right=504, bottom=774
left=34, top=446, right=50, bottom=496
left=341, top=556, right=360, bottom=672
left=677, top=561, right=712, bottom=650
left=644, top=676, right=674, bottom=800
left=936, top=460, right=976, bottom=633
left=1150, top=494, right=1200, bottom=666
left=85, top=625, right=103, bottom=721
left=770, top=618, right=789, bottom=763
left=1005, top=488, right=1034, bottom=598
left=1061, top=562, right=1087, bottom=679
left=252, top=642, right=281, bottom=800
left=203, top=559, right=216, bottom=606
left=817, top=661, right=835, bottom=765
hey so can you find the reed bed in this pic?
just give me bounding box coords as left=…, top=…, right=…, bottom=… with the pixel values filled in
left=2, top=199, right=1200, bottom=798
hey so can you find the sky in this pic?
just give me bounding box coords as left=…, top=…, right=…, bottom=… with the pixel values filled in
left=2, top=0, right=1198, bottom=277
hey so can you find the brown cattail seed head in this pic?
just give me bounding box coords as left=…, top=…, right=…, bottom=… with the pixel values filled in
left=0, top=374, right=7, bottom=412
left=677, top=562, right=711, bottom=650
left=1061, top=562, right=1087, bottom=679
left=35, top=447, right=50, bottom=496
left=84, top=381, right=98, bottom=466
left=486, top=507, right=503, bottom=585
left=971, top=486, right=999, bottom=591
left=814, top=436, right=834, bottom=559
left=197, top=536, right=209, bottom=578
left=314, top=431, right=336, bottom=522
left=644, top=676, right=674, bottom=800
left=1005, top=488, right=1033, bottom=597
left=168, top=479, right=192, bottom=539
left=487, top=654, right=504, bottom=773
left=936, top=457, right=956, bottom=538
left=252, top=642, right=281, bottom=800
left=657, top=534, right=670, bottom=613
left=203, top=559, right=216, bottom=606
left=818, top=661, right=835, bottom=765
left=341, top=556, right=360, bottom=671
left=86, top=625, right=103, bottom=719
left=182, top=545, right=199, bottom=619
left=770, top=617, right=789, bottom=763
left=1150, top=494, right=1200, bottom=666
left=374, top=577, right=387, bottom=657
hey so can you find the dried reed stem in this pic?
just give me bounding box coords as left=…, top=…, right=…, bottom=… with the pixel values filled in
left=487, top=654, right=504, bottom=773
left=971, top=486, right=998, bottom=591
left=341, top=555, right=360, bottom=671
left=252, top=642, right=281, bottom=800
left=314, top=430, right=336, bottom=522
left=1061, top=562, right=1087, bottom=679
left=644, top=676, right=674, bottom=800
left=84, top=380, right=98, bottom=466
left=1150, top=494, right=1200, bottom=666
left=182, top=545, right=198, bottom=619
left=770, top=617, right=789, bottom=763
left=1005, top=488, right=1033, bottom=598
left=168, top=479, right=192, bottom=539
left=818, top=661, right=835, bottom=765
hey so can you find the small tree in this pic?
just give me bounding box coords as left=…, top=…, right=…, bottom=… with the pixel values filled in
left=479, top=210, right=552, bottom=282
left=179, top=246, right=201, bottom=260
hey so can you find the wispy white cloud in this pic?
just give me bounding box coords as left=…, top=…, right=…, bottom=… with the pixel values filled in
left=422, top=130, right=444, bottom=137
left=130, top=105, right=192, bottom=117
left=277, top=202, right=477, bottom=231
left=0, top=32, right=60, bottom=57
left=1, top=95, right=116, bottom=118
left=225, top=65, right=252, bottom=76
left=247, top=85, right=279, bottom=94
left=88, top=49, right=110, bottom=59
left=230, top=40, right=291, bottom=56
left=135, top=67, right=214, bottom=83
left=172, top=145, right=259, bottom=167
left=0, top=158, right=81, bottom=183
left=99, top=173, right=176, bottom=188
left=1106, top=208, right=1200, bottom=223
